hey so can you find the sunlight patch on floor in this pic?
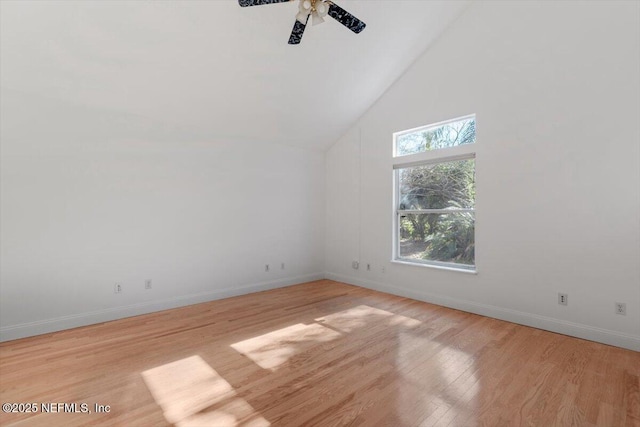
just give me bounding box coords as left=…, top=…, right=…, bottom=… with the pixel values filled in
left=231, top=323, right=342, bottom=370
left=437, top=346, right=478, bottom=395
left=142, top=355, right=269, bottom=427
left=394, top=329, right=478, bottom=425
left=315, top=305, right=421, bottom=333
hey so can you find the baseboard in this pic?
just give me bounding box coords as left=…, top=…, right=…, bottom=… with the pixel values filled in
left=325, top=272, right=640, bottom=352
left=0, top=272, right=325, bottom=342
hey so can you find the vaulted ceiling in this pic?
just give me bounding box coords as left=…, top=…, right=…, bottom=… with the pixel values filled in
left=0, top=0, right=470, bottom=150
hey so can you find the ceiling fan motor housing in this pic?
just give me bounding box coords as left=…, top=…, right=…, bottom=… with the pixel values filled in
left=297, top=0, right=329, bottom=25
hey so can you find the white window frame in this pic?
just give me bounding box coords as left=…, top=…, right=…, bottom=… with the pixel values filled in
left=392, top=114, right=476, bottom=273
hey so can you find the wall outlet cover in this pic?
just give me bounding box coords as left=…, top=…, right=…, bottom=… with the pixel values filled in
left=558, top=293, right=568, bottom=306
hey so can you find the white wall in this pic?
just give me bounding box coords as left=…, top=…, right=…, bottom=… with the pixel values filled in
left=325, top=0, right=640, bottom=350
left=0, top=89, right=325, bottom=341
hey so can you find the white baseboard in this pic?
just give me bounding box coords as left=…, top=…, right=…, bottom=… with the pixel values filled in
left=325, top=272, right=640, bottom=352
left=0, top=272, right=325, bottom=342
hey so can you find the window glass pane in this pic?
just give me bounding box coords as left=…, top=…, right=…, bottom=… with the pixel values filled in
left=399, top=212, right=475, bottom=267
left=395, top=117, right=475, bottom=156
left=399, top=159, right=475, bottom=210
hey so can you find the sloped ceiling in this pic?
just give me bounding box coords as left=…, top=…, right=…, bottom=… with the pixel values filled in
left=0, top=0, right=470, bottom=150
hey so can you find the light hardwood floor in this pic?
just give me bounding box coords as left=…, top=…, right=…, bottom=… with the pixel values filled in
left=1, top=280, right=638, bottom=426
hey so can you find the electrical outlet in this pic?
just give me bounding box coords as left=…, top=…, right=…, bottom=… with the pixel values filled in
left=381, top=266, right=386, bottom=273
left=558, top=293, right=568, bottom=306
left=281, top=263, right=285, bottom=270
left=352, top=261, right=359, bottom=270
left=145, top=279, right=152, bottom=290
left=366, top=263, right=371, bottom=271
left=615, top=302, right=626, bottom=315
left=114, top=283, right=122, bottom=294
left=265, top=264, right=270, bottom=272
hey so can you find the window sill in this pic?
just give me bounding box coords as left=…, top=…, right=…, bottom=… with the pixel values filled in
left=391, top=259, right=477, bottom=275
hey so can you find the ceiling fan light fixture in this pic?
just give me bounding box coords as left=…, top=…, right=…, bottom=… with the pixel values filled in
left=296, top=11, right=308, bottom=23
left=311, top=12, right=325, bottom=26
left=315, top=1, right=327, bottom=14
left=296, top=0, right=312, bottom=23
left=311, top=0, right=328, bottom=26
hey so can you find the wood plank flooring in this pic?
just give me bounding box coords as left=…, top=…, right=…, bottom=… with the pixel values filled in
left=1, top=280, right=638, bottom=426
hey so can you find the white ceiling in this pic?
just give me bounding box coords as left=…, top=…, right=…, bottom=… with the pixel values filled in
left=0, top=0, right=470, bottom=151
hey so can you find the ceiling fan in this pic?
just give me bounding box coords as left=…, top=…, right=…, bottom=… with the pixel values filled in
left=239, top=0, right=366, bottom=45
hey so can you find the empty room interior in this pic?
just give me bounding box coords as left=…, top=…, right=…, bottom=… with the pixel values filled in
left=1, top=0, right=639, bottom=426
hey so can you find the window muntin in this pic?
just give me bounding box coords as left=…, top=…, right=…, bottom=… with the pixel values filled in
left=393, top=115, right=476, bottom=271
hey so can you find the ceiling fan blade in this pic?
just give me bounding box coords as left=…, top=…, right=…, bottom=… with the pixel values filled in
left=238, top=0, right=290, bottom=7
left=288, top=15, right=309, bottom=45
left=327, top=2, right=366, bottom=34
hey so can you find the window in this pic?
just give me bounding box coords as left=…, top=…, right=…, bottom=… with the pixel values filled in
left=393, top=115, right=476, bottom=271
